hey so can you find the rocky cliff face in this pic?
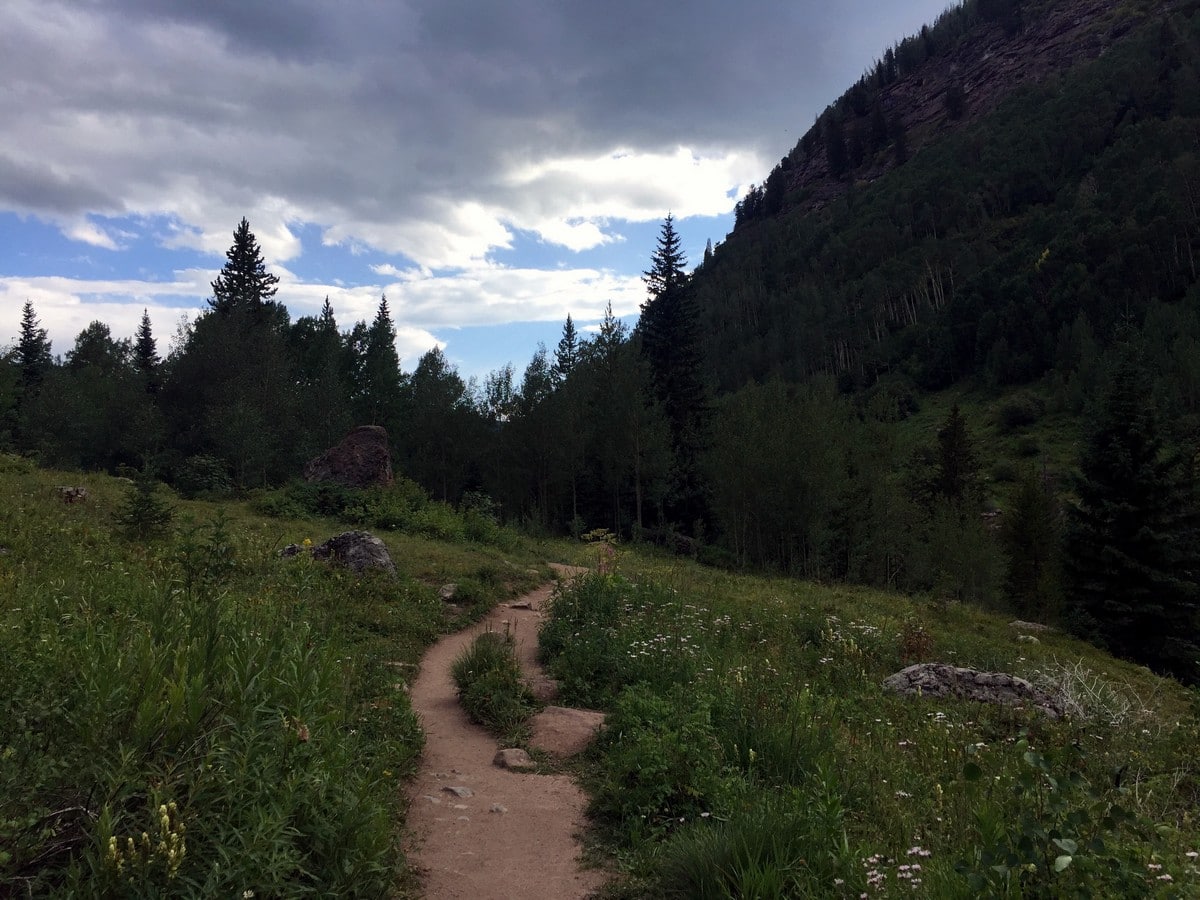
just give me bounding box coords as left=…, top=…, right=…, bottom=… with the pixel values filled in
left=781, top=0, right=1141, bottom=214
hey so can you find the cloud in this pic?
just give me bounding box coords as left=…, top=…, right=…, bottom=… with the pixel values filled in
left=0, top=0, right=951, bottom=269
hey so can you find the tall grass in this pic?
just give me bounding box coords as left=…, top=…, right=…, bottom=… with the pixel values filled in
left=0, top=456, right=545, bottom=896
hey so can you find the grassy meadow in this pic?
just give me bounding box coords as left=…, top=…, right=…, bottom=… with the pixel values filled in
left=3, top=455, right=1199, bottom=898
left=540, top=547, right=1200, bottom=898
left=0, top=456, right=546, bottom=897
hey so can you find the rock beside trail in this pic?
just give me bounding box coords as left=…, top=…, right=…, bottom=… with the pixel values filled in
left=494, top=748, right=537, bottom=771
left=303, top=425, right=393, bottom=488
left=310, top=531, right=396, bottom=575
left=883, top=663, right=1065, bottom=718
left=1009, top=619, right=1055, bottom=633
left=529, top=706, right=606, bottom=757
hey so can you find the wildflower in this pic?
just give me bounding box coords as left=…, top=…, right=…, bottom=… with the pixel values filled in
left=1157, top=874, right=1174, bottom=882
left=1186, top=851, right=1198, bottom=859
left=1148, top=863, right=1162, bottom=872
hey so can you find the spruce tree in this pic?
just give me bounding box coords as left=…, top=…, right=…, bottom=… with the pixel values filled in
left=934, top=405, right=979, bottom=505
left=17, top=300, right=52, bottom=392
left=1064, top=339, right=1200, bottom=682
left=358, top=295, right=403, bottom=427
left=553, top=314, right=579, bottom=386
left=134, top=309, right=160, bottom=389
left=208, top=217, right=280, bottom=317
left=1001, top=466, right=1061, bottom=619
left=638, top=216, right=710, bottom=531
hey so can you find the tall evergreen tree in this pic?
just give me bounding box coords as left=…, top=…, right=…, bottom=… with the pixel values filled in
left=16, top=301, right=52, bottom=393
left=356, top=295, right=403, bottom=427
left=553, top=314, right=580, bottom=386
left=639, top=216, right=711, bottom=531
left=208, top=217, right=280, bottom=317
left=934, top=405, right=979, bottom=506
left=1064, top=339, right=1200, bottom=682
left=134, top=309, right=160, bottom=393
left=1001, top=466, right=1062, bottom=619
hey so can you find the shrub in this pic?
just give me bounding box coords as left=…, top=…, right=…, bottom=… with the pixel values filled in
left=451, top=630, right=536, bottom=738
left=997, top=391, right=1046, bottom=433
left=172, top=454, right=233, bottom=499
left=113, top=472, right=175, bottom=540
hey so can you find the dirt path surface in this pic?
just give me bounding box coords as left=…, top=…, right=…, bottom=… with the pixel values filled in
left=404, top=566, right=604, bottom=900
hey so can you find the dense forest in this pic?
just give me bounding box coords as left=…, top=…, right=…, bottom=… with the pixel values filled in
left=3, top=0, right=1199, bottom=683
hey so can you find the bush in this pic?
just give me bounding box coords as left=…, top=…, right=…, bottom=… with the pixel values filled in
left=172, top=454, right=233, bottom=499
left=451, top=630, right=536, bottom=737
left=113, top=472, right=175, bottom=540
left=997, top=392, right=1046, bottom=433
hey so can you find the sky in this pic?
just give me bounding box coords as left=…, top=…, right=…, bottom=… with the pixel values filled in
left=0, top=0, right=952, bottom=381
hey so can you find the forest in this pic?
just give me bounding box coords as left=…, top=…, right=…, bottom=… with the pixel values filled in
left=3, top=0, right=1200, bottom=686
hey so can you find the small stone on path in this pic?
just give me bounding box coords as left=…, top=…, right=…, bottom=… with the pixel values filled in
left=494, top=748, right=536, bottom=771
left=490, top=804, right=508, bottom=814
left=442, top=785, right=474, bottom=798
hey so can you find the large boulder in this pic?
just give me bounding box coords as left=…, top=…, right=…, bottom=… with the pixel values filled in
left=883, top=663, right=1065, bottom=718
left=303, top=426, right=393, bottom=489
left=310, top=531, right=396, bottom=575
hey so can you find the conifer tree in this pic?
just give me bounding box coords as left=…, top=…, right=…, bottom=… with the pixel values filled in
left=17, top=300, right=52, bottom=392
left=134, top=310, right=160, bottom=393
left=1001, top=466, right=1061, bottom=619
left=357, top=295, right=403, bottom=427
left=934, top=405, right=979, bottom=506
left=1064, top=339, right=1200, bottom=682
left=639, top=216, right=711, bottom=531
left=553, top=314, right=579, bottom=386
left=208, top=217, right=280, bottom=317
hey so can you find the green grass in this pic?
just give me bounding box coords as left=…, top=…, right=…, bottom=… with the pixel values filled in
left=541, top=554, right=1200, bottom=898
left=451, top=629, right=538, bottom=742
left=0, top=456, right=553, bottom=896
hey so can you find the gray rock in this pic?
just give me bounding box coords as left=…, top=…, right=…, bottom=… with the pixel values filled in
left=442, top=785, right=474, bottom=798
left=311, top=531, right=396, bottom=575
left=1009, top=619, right=1055, bottom=633
left=439, top=583, right=459, bottom=602
left=883, top=663, right=1065, bottom=718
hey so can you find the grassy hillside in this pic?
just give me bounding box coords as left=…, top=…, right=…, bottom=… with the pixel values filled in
left=0, top=458, right=547, bottom=896
left=4, top=458, right=1197, bottom=896
left=541, top=546, right=1200, bottom=898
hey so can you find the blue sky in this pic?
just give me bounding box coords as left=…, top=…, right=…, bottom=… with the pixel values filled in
left=0, top=0, right=952, bottom=382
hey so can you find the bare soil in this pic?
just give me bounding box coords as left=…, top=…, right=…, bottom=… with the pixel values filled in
left=403, top=566, right=605, bottom=899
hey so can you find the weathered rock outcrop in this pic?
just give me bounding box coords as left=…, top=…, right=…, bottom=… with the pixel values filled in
left=303, top=425, right=393, bottom=489
left=883, top=663, right=1065, bottom=718
left=309, top=530, right=396, bottom=575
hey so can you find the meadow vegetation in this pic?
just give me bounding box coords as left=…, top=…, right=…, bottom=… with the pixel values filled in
left=540, top=556, right=1200, bottom=898
left=0, top=456, right=544, bottom=896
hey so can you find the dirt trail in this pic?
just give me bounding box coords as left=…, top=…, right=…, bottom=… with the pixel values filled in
left=404, top=566, right=603, bottom=900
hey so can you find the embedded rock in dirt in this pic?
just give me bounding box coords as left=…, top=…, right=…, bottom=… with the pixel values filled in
left=310, top=530, right=396, bottom=575
left=529, top=706, right=606, bottom=757
left=439, top=583, right=459, bottom=602
left=494, top=748, right=536, bottom=771
left=303, top=425, right=393, bottom=488
left=883, top=663, right=1065, bottom=718
left=1009, top=619, right=1055, bottom=633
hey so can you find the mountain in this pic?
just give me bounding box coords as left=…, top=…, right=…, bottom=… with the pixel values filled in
left=692, top=0, right=1200, bottom=403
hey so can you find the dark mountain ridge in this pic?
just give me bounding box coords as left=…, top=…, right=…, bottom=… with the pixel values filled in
left=693, top=0, right=1200, bottom=401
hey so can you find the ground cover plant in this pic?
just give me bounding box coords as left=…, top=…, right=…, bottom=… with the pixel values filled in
left=540, top=555, right=1200, bottom=898
left=0, top=456, right=547, bottom=896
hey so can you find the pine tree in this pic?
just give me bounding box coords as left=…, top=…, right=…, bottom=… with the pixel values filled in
left=639, top=216, right=710, bottom=531
left=209, top=217, right=280, bottom=317
left=934, top=405, right=979, bottom=506
left=553, top=314, right=580, bottom=386
left=357, top=295, right=403, bottom=427
left=1064, top=339, right=1200, bottom=682
left=17, top=301, right=52, bottom=393
left=134, top=310, right=160, bottom=393
left=1001, top=466, right=1062, bottom=619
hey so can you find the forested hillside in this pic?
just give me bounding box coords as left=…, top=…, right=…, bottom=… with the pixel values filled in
left=3, top=0, right=1200, bottom=684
